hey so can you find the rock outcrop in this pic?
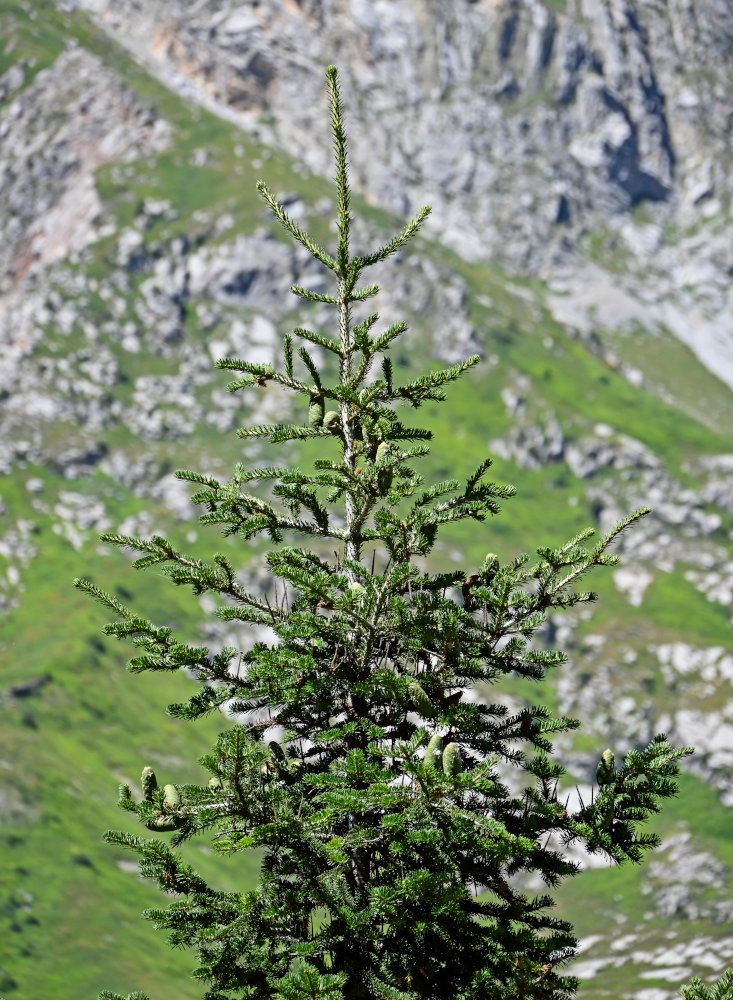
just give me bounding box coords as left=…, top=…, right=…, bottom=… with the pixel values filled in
left=54, top=0, right=733, bottom=390
left=61, top=0, right=731, bottom=262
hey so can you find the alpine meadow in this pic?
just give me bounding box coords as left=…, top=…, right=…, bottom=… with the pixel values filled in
left=74, top=67, right=698, bottom=1000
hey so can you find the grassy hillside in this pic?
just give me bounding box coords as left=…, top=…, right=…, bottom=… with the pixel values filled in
left=1, top=2, right=733, bottom=998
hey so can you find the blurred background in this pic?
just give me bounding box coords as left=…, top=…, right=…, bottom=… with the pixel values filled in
left=1, top=1, right=733, bottom=997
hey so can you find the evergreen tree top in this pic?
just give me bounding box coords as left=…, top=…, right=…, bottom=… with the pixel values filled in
left=76, top=66, right=692, bottom=1000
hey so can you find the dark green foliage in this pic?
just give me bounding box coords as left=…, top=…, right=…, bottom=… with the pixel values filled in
left=77, top=67, right=691, bottom=1000
left=682, top=971, right=733, bottom=1000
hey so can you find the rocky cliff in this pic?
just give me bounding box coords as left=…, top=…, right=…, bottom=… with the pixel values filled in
left=64, top=0, right=733, bottom=385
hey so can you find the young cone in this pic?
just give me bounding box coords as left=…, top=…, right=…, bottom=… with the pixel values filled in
left=78, top=66, right=692, bottom=1000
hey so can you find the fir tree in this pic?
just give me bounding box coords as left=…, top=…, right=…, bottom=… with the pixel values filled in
left=77, top=67, right=691, bottom=1000
left=682, top=971, right=733, bottom=1000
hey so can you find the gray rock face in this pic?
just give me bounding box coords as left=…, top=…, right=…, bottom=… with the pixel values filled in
left=57, top=0, right=733, bottom=393
left=64, top=0, right=733, bottom=268
left=0, top=46, right=169, bottom=289
left=0, top=44, right=171, bottom=475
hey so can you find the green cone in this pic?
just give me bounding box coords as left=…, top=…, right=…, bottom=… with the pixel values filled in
left=596, top=748, right=615, bottom=785
left=425, top=733, right=443, bottom=773
left=147, top=815, right=179, bottom=832
left=376, top=442, right=393, bottom=493
left=323, top=411, right=340, bottom=433
left=162, top=784, right=180, bottom=809
left=408, top=679, right=434, bottom=719
left=442, top=742, right=462, bottom=777
left=141, top=766, right=157, bottom=802
left=308, top=398, right=324, bottom=428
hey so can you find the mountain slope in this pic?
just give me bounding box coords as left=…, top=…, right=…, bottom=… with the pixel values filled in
left=64, top=0, right=733, bottom=389
left=1, top=2, right=733, bottom=998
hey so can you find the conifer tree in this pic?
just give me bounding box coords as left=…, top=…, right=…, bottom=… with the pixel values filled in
left=77, top=67, right=691, bottom=1000
left=682, top=971, right=733, bottom=1000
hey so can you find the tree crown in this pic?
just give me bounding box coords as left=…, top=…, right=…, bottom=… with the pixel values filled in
left=77, top=66, right=691, bottom=1000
